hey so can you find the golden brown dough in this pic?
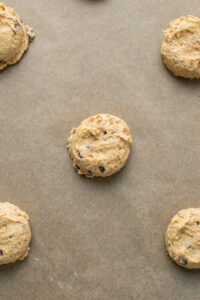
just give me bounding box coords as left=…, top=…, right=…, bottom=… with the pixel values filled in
left=0, top=3, right=35, bottom=70
left=161, top=16, right=200, bottom=79
left=0, top=202, right=31, bottom=265
left=67, top=114, right=132, bottom=178
left=166, top=208, right=200, bottom=269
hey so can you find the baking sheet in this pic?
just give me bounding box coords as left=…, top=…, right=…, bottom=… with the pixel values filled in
left=0, top=0, right=200, bottom=299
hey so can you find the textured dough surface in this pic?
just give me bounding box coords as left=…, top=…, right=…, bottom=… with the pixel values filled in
left=67, top=114, right=132, bottom=178
left=161, top=16, right=200, bottom=79
left=166, top=208, right=200, bottom=269
left=0, top=3, right=34, bottom=70
left=0, top=202, right=31, bottom=265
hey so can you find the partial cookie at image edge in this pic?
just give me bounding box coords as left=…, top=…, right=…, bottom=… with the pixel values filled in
left=166, top=208, right=200, bottom=269
left=0, top=202, right=31, bottom=265
left=161, top=15, right=200, bottom=79
left=0, top=2, right=35, bottom=70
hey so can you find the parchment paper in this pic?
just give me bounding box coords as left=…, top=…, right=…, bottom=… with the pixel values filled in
left=0, top=0, right=200, bottom=299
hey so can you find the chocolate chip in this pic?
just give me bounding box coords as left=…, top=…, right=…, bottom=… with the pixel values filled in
left=9, top=235, right=12, bottom=239
left=0, top=250, right=3, bottom=257
left=180, top=258, right=188, bottom=265
left=78, top=153, right=83, bottom=159
left=14, top=23, right=20, bottom=29
left=76, top=164, right=80, bottom=170
left=104, top=131, right=107, bottom=135
left=99, top=166, right=105, bottom=173
left=87, top=170, right=93, bottom=177
left=197, top=222, right=200, bottom=227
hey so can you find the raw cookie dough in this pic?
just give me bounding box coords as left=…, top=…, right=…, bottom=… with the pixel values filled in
left=0, top=202, right=31, bottom=265
left=161, top=16, right=200, bottom=79
left=67, top=114, right=132, bottom=178
left=0, top=3, right=35, bottom=70
left=166, top=208, right=200, bottom=269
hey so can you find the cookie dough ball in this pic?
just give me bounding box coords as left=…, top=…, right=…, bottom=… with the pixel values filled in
left=67, top=114, right=132, bottom=178
left=0, top=3, right=35, bottom=70
left=0, top=202, right=31, bottom=265
left=166, top=208, right=200, bottom=269
left=161, top=16, right=200, bottom=79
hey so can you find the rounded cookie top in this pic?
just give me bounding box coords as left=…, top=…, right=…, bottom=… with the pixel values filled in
left=166, top=208, right=200, bottom=269
left=0, top=3, right=35, bottom=70
left=161, top=15, right=200, bottom=79
left=0, top=202, right=31, bottom=265
left=67, top=114, right=132, bottom=178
